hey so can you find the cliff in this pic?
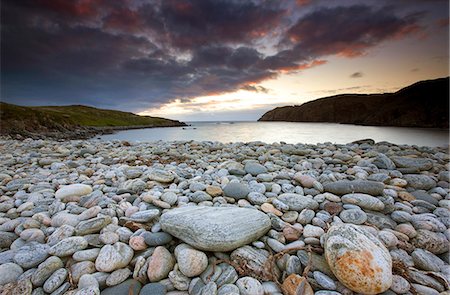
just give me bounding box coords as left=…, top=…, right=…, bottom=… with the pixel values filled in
left=258, top=77, right=449, bottom=129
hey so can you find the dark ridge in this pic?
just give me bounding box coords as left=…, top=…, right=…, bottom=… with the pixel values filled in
left=258, top=77, right=449, bottom=129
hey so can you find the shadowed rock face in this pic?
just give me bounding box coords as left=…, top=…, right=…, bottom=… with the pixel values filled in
left=259, top=77, right=449, bottom=129
left=160, top=206, right=271, bottom=252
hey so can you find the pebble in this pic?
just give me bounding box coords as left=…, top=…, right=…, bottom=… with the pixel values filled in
left=101, top=279, right=142, bottom=295
left=55, top=184, right=92, bottom=201
left=95, top=242, right=134, bottom=272
left=339, top=209, right=367, bottom=224
left=0, top=263, right=23, bottom=285
left=141, top=283, right=167, bottom=295
left=49, top=236, right=88, bottom=256
left=143, top=231, right=173, bottom=246
left=323, top=180, right=384, bottom=195
left=390, top=274, right=410, bottom=294
left=42, top=268, right=68, bottom=293
left=313, top=271, right=336, bottom=290
left=411, top=248, right=445, bottom=272
left=341, top=193, right=385, bottom=211
left=13, top=243, right=49, bottom=268
left=31, top=256, right=64, bottom=286
left=223, top=182, right=250, bottom=199
left=175, top=246, right=208, bottom=277
left=106, top=268, right=131, bottom=286
left=303, top=224, right=324, bottom=238
left=325, top=224, right=392, bottom=294
left=244, top=162, right=267, bottom=176
left=236, top=277, right=264, bottom=295
left=148, top=246, right=175, bottom=282
left=0, top=139, right=448, bottom=295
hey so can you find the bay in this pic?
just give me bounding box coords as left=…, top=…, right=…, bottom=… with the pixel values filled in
left=99, top=122, right=449, bottom=147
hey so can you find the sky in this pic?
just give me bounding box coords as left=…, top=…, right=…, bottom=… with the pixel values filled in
left=1, top=0, right=449, bottom=121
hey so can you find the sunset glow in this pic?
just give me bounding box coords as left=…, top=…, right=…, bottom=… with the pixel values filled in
left=2, top=0, right=448, bottom=121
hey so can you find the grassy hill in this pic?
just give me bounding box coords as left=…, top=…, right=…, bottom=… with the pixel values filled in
left=258, top=77, right=449, bottom=129
left=0, top=103, right=186, bottom=139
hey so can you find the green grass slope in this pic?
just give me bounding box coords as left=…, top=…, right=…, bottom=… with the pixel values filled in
left=0, top=103, right=186, bottom=138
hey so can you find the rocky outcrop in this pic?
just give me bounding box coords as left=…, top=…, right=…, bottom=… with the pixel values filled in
left=259, top=77, right=449, bottom=128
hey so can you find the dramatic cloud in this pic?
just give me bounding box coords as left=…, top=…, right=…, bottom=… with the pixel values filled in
left=350, top=72, right=364, bottom=78
left=0, top=0, right=431, bottom=111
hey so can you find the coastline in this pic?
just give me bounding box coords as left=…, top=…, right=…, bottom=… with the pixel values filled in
left=2, top=123, right=187, bottom=140
left=0, top=138, right=448, bottom=294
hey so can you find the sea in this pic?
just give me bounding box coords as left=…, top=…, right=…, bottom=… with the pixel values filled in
left=99, top=121, right=449, bottom=147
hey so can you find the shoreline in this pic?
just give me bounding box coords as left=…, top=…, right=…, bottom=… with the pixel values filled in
left=0, top=138, right=448, bottom=294
left=2, top=123, right=187, bottom=141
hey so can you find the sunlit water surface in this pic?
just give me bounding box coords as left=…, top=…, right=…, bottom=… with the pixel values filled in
left=99, top=121, right=449, bottom=147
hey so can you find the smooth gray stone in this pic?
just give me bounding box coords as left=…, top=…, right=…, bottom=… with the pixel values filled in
left=373, top=153, right=396, bottom=170
left=160, top=206, right=270, bottom=251
left=0, top=263, right=23, bottom=285
left=403, top=175, right=436, bottom=190
left=14, top=242, right=49, bottom=268
left=142, top=232, right=173, bottom=246
left=49, top=236, right=88, bottom=257
left=101, top=279, right=142, bottom=295
left=140, top=283, right=167, bottom=295
left=365, top=211, right=397, bottom=229
left=215, top=263, right=238, bottom=288
left=391, top=157, right=433, bottom=171
left=127, top=209, right=160, bottom=222
left=411, top=229, right=449, bottom=254
left=410, top=190, right=439, bottom=206
left=244, top=162, right=267, bottom=176
left=412, top=249, right=445, bottom=272
left=313, top=271, right=336, bottom=290
left=223, top=182, right=250, bottom=199
left=0, top=231, right=18, bottom=248
left=277, top=193, right=319, bottom=211
left=297, top=250, right=335, bottom=278
left=43, top=268, right=67, bottom=293
left=76, top=216, right=112, bottom=235
left=341, top=193, right=384, bottom=211
left=31, top=256, right=64, bottom=286
left=339, top=209, right=367, bottom=225
left=323, top=180, right=384, bottom=195
left=218, top=284, right=240, bottom=295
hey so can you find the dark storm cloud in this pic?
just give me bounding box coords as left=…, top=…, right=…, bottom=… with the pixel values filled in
left=350, top=72, right=364, bottom=78
left=1, top=0, right=429, bottom=111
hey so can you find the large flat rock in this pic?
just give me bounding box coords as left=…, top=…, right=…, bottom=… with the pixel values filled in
left=160, top=206, right=271, bottom=252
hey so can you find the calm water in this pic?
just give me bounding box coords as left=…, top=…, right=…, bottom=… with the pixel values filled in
left=99, top=122, right=449, bottom=147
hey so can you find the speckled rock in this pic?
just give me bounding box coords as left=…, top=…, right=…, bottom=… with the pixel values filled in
left=341, top=193, right=384, bottom=211
left=0, top=263, right=23, bottom=285
left=160, top=206, right=271, bottom=251
left=31, top=256, right=64, bottom=286
left=13, top=243, right=49, bottom=268
left=277, top=193, right=319, bottom=211
left=324, top=224, right=392, bottom=294
left=95, top=242, right=134, bottom=272
left=49, top=237, right=88, bottom=257
left=236, top=277, right=263, bottom=295
left=175, top=246, right=208, bottom=277
left=411, top=229, right=449, bottom=254
left=147, top=246, right=175, bottom=282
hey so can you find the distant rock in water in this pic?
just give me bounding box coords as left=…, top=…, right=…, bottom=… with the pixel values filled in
left=259, top=77, right=449, bottom=128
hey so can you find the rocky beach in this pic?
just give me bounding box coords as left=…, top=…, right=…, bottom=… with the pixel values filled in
left=0, top=138, right=449, bottom=295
